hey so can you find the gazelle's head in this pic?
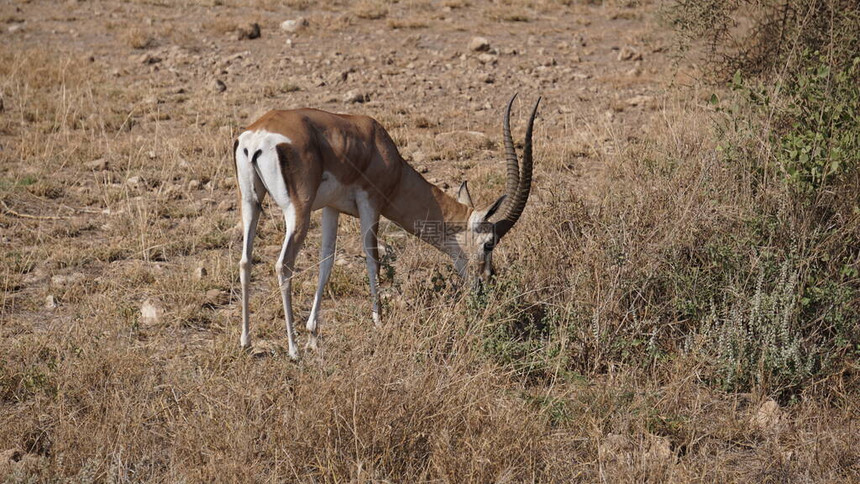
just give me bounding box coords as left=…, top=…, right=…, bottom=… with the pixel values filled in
left=453, top=94, right=541, bottom=286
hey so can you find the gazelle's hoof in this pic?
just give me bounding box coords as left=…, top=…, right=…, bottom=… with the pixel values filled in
left=305, top=334, right=319, bottom=351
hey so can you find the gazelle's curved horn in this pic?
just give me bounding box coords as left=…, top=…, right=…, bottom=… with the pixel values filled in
left=495, top=96, right=541, bottom=239
left=498, top=93, right=519, bottom=219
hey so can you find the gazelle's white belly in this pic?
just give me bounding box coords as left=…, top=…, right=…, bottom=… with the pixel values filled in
left=312, top=172, right=359, bottom=216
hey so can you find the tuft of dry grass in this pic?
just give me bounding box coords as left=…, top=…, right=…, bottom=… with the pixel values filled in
left=122, top=28, right=156, bottom=50
left=352, top=0, right=389, bottom=20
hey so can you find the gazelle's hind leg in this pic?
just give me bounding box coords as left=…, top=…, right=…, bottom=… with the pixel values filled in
left=276, top=203, right=310, bottom=360
left=306, top=207, right=339, bottom=350
left=239, top=199, right=262, bottom=348
left=357, top=193, right=382, bottom=326
left=236, top=147, right=267, bottom=349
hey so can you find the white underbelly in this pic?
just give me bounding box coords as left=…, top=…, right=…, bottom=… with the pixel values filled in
left=312, top=172, right=359, bottom=216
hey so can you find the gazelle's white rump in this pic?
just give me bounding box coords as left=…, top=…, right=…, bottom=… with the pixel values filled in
left=236, top=130, right=294, bottom=208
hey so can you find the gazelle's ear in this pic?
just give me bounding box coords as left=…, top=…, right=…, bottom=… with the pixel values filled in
left=483, top=195, right=506, bottom=221
left=458, top=181, right=474, bottom=208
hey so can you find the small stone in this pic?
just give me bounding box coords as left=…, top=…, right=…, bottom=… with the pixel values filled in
left=188, top=179, right=201, bottom=190
left=86, top=158, right=109, bottom=171
left=617, top=46, right=642, bottom=61
left=211, top=79, right=227, bottom=93
left=7, top=24, right=24, bottom=34
left=45, top=295, right=58, bottom=309
left=280, top=18, right=308, bottom=33
left=237, top=23, right=261, bottom=40
left=195, top=266, right=208, bottom=280
left=343, top=90, right=369, bottom=103
left=476, top=53, right=497, bottom=65
left=0, top=449, right=23, bottom=462
left=469, top=36, right=490, bottom=52
left=140, top=299, right=162, bottom=326
left=478, top=72, right=495, bottom=84
left=137, top=53, right=162, bottom=65
left=147, top=151, right=156, bottom=159
left=126, top=175, right=143, bottom=189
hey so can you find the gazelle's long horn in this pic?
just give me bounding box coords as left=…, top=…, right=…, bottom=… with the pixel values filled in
left=494, top=96, right=541, bottom=240
left=498, top=93, right=519, bottom=219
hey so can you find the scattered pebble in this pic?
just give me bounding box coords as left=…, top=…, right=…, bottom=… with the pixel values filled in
left=212, top=79, right=227, bottom=93
left=126, top=175, right=143, bottom=190
left=617, top=46, right=642, bottom=61
left=237, top=23, right=261, bottom=40
left=343, top=90, right=370, bottom=103
left=280, top=18, right=308, bottom=33
left=45, top=295, right=58, bottom=309
left=195, top=266, right=208, bottom=280
left=140, top=299, right=162, bottom=326
left=469, top=36, right=490, bottom=52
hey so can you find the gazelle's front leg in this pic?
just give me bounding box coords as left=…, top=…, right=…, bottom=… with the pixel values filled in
left=276, top=204, right=310, bottom=360
left=306, top=207, right=339, bottom=350
left=357, top=194, right=381, bottom=326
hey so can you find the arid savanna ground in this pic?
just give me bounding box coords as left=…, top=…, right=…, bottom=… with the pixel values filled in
left=1, top=0, right=858, bottom=481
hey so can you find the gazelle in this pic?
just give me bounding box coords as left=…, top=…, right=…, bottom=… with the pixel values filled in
left=234, top=94, right=540, bottom=358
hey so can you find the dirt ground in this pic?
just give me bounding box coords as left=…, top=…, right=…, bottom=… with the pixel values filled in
left=1, top=0, right=857, bottom=481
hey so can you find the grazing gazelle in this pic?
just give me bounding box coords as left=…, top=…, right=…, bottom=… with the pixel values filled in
left=234, top=94, right=540, bottom=358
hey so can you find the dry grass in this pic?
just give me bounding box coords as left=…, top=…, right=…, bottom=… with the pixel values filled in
left=0, top=0, right=858, bottom=481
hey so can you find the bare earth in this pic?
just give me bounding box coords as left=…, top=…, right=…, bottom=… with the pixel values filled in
left=1, top=0, right=857, bottom=481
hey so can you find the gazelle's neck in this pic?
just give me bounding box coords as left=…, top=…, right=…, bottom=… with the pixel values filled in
left=381, top=164, right=472, bottom=255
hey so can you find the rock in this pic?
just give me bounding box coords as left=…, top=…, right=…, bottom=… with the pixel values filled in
left=237, top=23, right=261, bottom=40
left=188, top=179, right=201, bottom=190
left=140, top=299, right=162, bottom=326
left=195, top=266, right=208, bottom=280
left=343, top=90, right=369, bottom=103
left=280, top=18, right=308, bottom=33
left=86, top=158, right=109, bottom=171
left=478, top=72, right=495, bottom=84
left=476, top=53, right=497, bottom=65
left=469, top=36, right=490, bottom=52
left=45, top=295, right=58, bottom=309
left=136, top=53, right=162, bottom=64
left=752, top=399, right=783, bottom=434
left=617, top=46, right=642, bottom=61
left=211, top=79, right=227, bottom=93
left=146, top=150, right=157, bottom=160
left=7, top=24, right=24, bottom=34
left=126, top=176, right=143, bottom=190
